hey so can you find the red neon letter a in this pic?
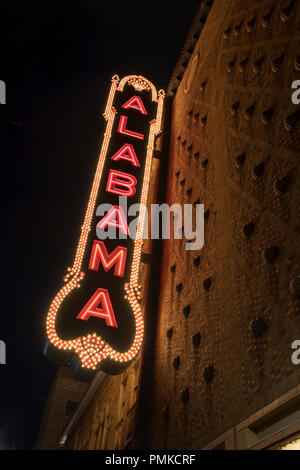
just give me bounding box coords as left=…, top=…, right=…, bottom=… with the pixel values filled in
left=118, top=115, right=144, bottom=140
left=106, top=170, right=137, bottom=197
left=89, top=240, right=127, bottom=278
left=97, top=205, right=130, bottom=235
left=76, top=288, right=117, bottom=327
left=122, top=96, right=147, bottom=115
left=111, top=143, right=140, bottom=167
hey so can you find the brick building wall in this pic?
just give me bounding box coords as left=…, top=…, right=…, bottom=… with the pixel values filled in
left=142, top=0, right=300, bottom=449
left=47, top=0, right=300, bottom=450
left=36, top=366, right=88, bottom=450
left=65, top=357, right=142, bottom=450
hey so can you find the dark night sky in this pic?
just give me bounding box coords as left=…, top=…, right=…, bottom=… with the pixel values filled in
left=0, top=1, right=198, bottom=449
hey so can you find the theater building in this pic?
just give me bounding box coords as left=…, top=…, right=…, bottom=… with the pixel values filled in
left=38, top=0, right=300, bottom=450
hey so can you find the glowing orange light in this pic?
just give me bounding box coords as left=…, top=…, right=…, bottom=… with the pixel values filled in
left=117, top=115, right=144, bottom=140
left=46, top=75, right=165, bottom=370
left=106, top=169, right=137, bottom=197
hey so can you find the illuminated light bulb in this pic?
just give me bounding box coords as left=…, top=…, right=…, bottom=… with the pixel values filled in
left=45, top=75, right=164, bottom=369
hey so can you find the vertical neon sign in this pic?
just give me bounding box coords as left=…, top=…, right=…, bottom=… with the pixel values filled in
left=45, top=75, right=164, bottom=375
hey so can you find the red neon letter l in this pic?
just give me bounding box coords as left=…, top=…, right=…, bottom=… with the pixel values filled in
left=118, top=115, right=144, bottom=140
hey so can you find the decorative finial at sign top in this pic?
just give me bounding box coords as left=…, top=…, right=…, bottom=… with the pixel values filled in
left=112, top=74, right=120, bottom=83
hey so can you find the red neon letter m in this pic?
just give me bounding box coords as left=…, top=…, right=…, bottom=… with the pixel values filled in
left=88, top=240, right=127, bottom=278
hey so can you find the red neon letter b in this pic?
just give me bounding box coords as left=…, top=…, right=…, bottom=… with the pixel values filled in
left=88, top=240, right=127, bottom=278
left=106, top=169, right=137, bottom=197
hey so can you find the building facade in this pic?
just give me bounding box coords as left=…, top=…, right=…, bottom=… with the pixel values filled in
left=36, top=366, right=89, bottom=450
left=39, top=0, right=300, bottom=450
